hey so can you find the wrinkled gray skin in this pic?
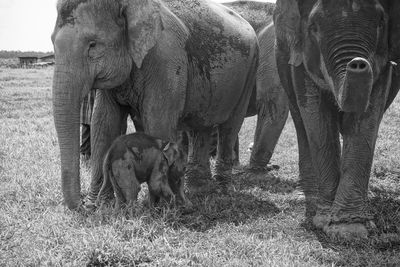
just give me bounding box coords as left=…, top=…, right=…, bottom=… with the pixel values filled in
left=223, top=1, right=289, bottom=169
left=274, top=0, right=400, bottom=238
left=52, top=0, right=258, bottom=210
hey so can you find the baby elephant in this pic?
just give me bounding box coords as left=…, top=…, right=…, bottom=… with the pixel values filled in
left=97, top=132, right=190, bottom=214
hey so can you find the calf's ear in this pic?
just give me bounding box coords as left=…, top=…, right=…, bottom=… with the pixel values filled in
left=162, top=143, right=178, bottom=166
left=385, top=0, right=400, bottom=110
left=389, top=0, right=400, bottom=63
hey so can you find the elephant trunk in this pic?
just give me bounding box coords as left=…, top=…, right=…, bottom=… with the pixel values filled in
left=338, top=57, right=373, bottom=113
left=52, top=64, right=86, bottom=209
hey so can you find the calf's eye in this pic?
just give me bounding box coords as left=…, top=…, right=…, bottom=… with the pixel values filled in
left=89, top=41, right=97, bottom=48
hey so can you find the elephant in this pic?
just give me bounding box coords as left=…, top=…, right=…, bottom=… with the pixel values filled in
left=220, top=1, right=289, bottom=170
left=78, top=1, right=289, bottom=171
left=97, top=132, right=190, bottom=215
left=51, top=0, right=259, bottom=210
left=274, top=0, right=400, bottom=238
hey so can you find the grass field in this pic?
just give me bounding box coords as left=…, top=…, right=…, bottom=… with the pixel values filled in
left=0, top=67, right=399, bottom=266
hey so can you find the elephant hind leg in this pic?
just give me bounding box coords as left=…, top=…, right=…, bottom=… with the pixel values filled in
left=214, top=124, right=238, bottom=188
left=250, top=87, right=289, bottom=170
left=215, top=122, right=246, bottom=188
left=215, top=54, right=258, bottom=190
left=206, top=127, right=239, bottom=166
left=113, top=166, right=141, bottom=217
left=185, top=129, right=213, bottom=195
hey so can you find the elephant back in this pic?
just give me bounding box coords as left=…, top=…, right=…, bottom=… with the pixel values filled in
left=223, top=1, right=275, bottom=33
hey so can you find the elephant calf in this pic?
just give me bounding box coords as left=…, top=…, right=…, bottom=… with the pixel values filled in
left=96, top=132, right=190, bottom=214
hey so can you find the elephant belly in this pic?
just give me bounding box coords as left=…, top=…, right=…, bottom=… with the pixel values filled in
left=182, top=56, right=252, bottom=129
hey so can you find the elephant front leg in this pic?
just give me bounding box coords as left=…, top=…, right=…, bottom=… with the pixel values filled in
left=275, top=60, right=320, bottom=216
left=85, top=91, right=127, bottom=208
left=289, top=102, right=319, bottom=217
left=326, top=109, right=384, bottom=239
left=295, top=75, right=341, bottom=226
left=323, top=64, right=393, bottom=239
left=185, top=129, right=213, bottom=194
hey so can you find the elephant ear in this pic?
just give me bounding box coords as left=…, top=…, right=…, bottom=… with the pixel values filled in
left=162, top=142, right=178, bottom=167
left=385, top=0, right=400, bottom=110
left=389, top=0, right=400, bottom=63
left=123, top=0, right=164, bottom=68
left=274, top=0, right=302, bottom=66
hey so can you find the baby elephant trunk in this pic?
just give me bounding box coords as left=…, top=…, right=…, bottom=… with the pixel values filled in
left=338, top=57, right=373, bottom=113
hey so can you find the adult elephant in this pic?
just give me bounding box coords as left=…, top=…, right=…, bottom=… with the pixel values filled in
left=51, top=0, right=259, bottom=210
left=223, top=1, right=289, bottom=170
left=274, top=0, right=400, bottom=238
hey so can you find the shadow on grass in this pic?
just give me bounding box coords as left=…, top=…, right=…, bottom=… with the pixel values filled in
left=83, top=186, right=280, bottom=234
left=232, top=167, right=298, bottom=194
left=301, top=189, right=400, bottom=255
left=175, top=190, right=280, bottom=232
left=87, top=249, right=152, bottom=267
left=368, top=188, right=400, bottom=248
left=79, top=168, right=298, bottom=233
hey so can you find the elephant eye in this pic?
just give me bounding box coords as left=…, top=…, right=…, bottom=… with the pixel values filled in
left=89, top=41, right=97, bottom=48
left=88, top=41, right=104, bottom=60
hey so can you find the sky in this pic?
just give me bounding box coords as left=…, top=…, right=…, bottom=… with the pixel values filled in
left=0, top=0, right=274, bottom=52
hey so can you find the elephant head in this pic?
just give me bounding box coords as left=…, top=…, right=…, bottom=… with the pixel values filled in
left=51, top=0, right=164, bottom=209
left=274, top=0, right=400, bottom=113
left=162, top=142, right=190, bottom=207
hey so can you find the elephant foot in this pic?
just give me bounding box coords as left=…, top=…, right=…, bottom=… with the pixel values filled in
left=323, top=223, right=369, bottom=240
left=246, top=163, right=280, bottom=173
left=314, top=214, right=371, bottom=240
left=178, top=199, right=196, bottom=215
left=312, top=202, right=333, bottom=228
left=214, top=160, right=233, bottom=192
left=85, top=187, right=115, bottom=211
left=213, top=173, right=233, bottom=194
left=83, top=198, right=97, bottom=212
left=185, top=163, right=213, bottom=195
left=267, top=164, right=280, bottom=171
left=85, top=190, right=100, bottom=206
left=232, top=159, right=240, bottom=167
left=302, top=196, right=318, bottom=218
left=95, top=194, right=115, bottom=210
left=314, top=205, right=376, bottom=240
left=313, top=213, right=331, bottom=229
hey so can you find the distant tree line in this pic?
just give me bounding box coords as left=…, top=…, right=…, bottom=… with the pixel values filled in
left=0, top=50, right=53, bottom=59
